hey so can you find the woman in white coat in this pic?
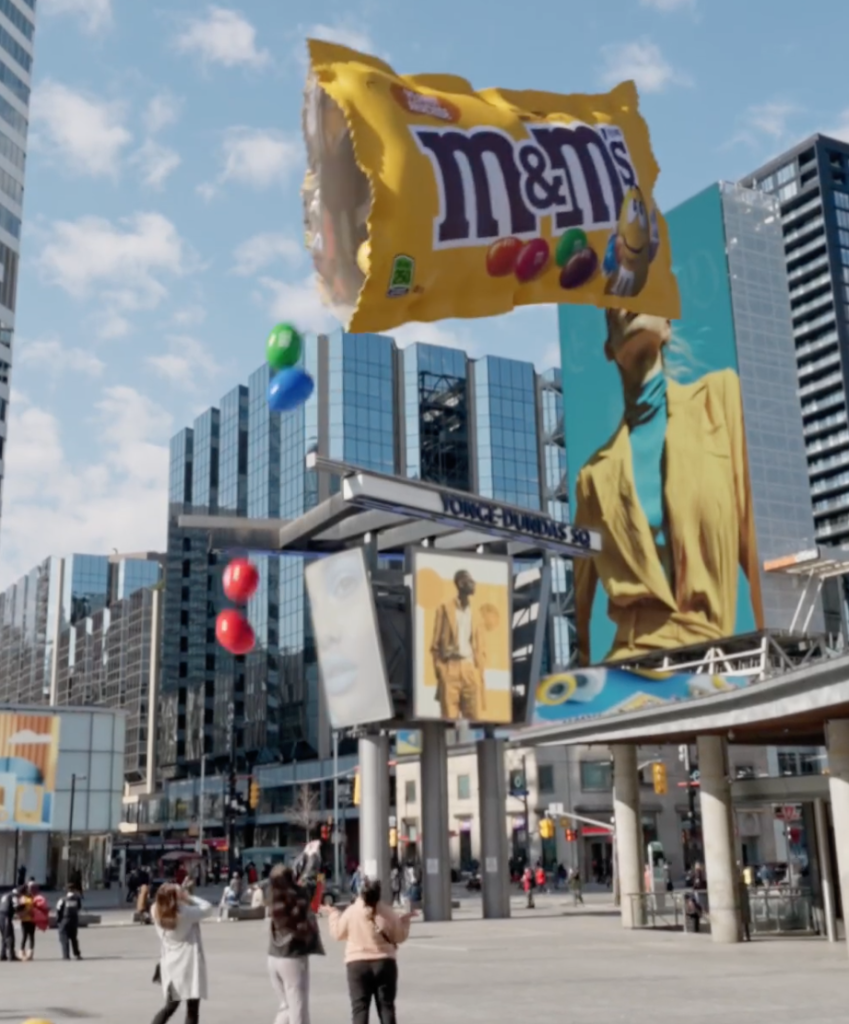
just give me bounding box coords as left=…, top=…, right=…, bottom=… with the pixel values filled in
left=151, top=884, right=214, bottom=1024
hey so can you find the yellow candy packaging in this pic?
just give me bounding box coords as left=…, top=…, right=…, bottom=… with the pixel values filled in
left=302, top=40, right=680, bottom=334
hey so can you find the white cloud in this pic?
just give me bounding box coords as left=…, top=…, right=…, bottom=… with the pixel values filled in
left=36, top=212, right=195, bottom=339
left=600, top=39, right=689, bottom=94
left=639, top=0, right=695, bottom=10
left=0, top=389, right=171, bottom=590
left=146, top=335, right=223, bottom=389
left=724, top=102, right=803, bottom=150
left=174, top=6, right=270, bottom=69
left=304, top=22, right=376, bottom=55
left=260, top=275, right=338, bottom=334
left=198, top=128, right=301, bottom=198
left=172, top=304, right=207, bottom=328
left=132, top=139, right=182, bottom=189
left=17, top=336, right=105, bottom=377
left=144, top=93, right=183, bottom=135
left=8, top=729, right=54, bottom=745
left=232, top=232, right=302, bottom=276
left=39, top=0, right=113, bottom=34
left=31, top=80, right=132, bottom=178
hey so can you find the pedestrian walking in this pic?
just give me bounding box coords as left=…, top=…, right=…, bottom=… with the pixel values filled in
left=325, top=878, right=413, bottom=1024
left=151, top=884, right=214, bottom=1024
left=738, top=868, right=752, bottom=942
left=56, top=884, right=84, bottom=960
left=0, top=886, right=20, bottom=962
left=390, top=864, right=402, bottom=907
left=522, top=867, right=535, bottom=909
left=217, top=875, right=242, bottom=920
left=569, top=868, right=584, bottom=906
left=266, top=866, right=324, bottom=1024
left=18, top=880, right=42, bottom=961
left=535, top=864, right=547, bottom=894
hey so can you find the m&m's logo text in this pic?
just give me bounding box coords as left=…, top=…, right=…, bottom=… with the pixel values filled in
left=412, top=122, right=639, bottom=250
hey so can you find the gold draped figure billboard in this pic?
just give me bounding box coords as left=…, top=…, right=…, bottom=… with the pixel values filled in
left=412, top=550, right=512, bottom=724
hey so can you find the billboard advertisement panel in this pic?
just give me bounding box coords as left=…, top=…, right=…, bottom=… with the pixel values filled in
left=558, top=183, right=764, bottom=669
left=305, top=548, right=394, bottom=730
left=0, top=711, right=61, bottom=830
left=529, top=666, right=745, bottom=725
left=412, top=550, right=512, bottom=724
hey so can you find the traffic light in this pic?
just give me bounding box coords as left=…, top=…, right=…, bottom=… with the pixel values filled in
left=353, top=771, right=361, bottom=807
left=320, top=824, right=330, bottom=841
left=652, top=762, right=668, bottom=795
left=389, top=827, right=398, bottom=849
left=539, top=817, right=554, bottom=840
left=249, top=779, right=260, bottom=809
left=565, top=829, right=577, bottom=842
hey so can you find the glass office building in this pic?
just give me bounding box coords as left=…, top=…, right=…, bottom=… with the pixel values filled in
left=0, top=1, right=39, bottom=532
left=163, top=330, right=569, bottom=778
left=741, top=135, right=849, bottom=547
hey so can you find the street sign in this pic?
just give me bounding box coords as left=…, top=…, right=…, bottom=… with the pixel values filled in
left=547, top=802, right=565, bottom=816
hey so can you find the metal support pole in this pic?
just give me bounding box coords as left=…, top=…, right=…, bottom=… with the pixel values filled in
left=477, top=736, right=510, bottom=919
left=333, top=730, right=341, bottom=884
left=68, top=772, right=77, bottom=888
left=521, top=754, right=530, bottom=866
left=226, top=701, right=236, bottom=876
left=359, top=731, right=391, bottom=898
left=12, top=828, right=19, bottom=887
left=813, top=797, right=837, bottom=942
left=420, top=721, right=452, bottom=921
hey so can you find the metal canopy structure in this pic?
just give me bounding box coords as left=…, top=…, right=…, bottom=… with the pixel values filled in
left=178, top=454, right=601, bottom=561
left=764, top=545, right=849, bottom=633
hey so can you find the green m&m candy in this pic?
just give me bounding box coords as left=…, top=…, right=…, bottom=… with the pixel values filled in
left=555, top=228, right=589, bottom=269
left=266, top=323, right=303, bottom=372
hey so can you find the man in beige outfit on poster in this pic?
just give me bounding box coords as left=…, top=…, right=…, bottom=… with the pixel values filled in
left=430, top=570, right=487, bottom=720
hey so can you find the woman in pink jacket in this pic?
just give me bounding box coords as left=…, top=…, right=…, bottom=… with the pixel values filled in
left=324, top=878, right=414, bottom=1024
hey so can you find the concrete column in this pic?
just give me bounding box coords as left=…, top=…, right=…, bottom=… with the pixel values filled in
left=145, top=587, right=163, bottom=795
left=358, top=732, right=391, bottom=898
left=826, top=718, right=849, bottom=954
left=697, top=735, right=740, bottom=944
left=813, top=797, right=838, bottom=943
left=420, top=721, right=452, bottom=921
left=612, top=744, right=643, bottom=928
left=477, top=736, right=510, bottom=919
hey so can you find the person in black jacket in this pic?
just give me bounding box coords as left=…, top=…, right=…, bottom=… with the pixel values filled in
left=267, top=865, right=324, bottom=1024
left=56, top=885, right=84, bottom=960
left=0, top=886, right=20, bottom=961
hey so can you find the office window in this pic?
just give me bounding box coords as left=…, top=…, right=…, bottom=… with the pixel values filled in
left=0, top=0, right=34, bottom=41
left=835, top=192, right=849, bottom=210
left=457, top=774, right=471, bottom=800
left=580, top=760, right=612, bottom=791
left=759, top=174, right=775, bottom=192
left=734, top=765, right=755, bottom=780
left=776, top=163, right=795, bottom=185
left=840, top=229, right=849, bottom=249
left=778, top=181, right=798, bottom=203
left=404, top=780, right=416, bottom=804
left=538, top=764, right=555, bottom=794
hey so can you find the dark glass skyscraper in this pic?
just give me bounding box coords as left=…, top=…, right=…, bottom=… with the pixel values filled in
left=162, top=331, right=567, bottom=778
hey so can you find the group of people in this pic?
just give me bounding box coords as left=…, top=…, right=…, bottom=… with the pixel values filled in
left=0, top=879, right=84, bottom=962
left=149, top=851, right=415, bottom=1024
left=519, top=863, right=584, bottom=909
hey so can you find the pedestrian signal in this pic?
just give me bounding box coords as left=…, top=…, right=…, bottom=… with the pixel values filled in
left=320, top=824, right=330, bottom=841
left=389, top=827, right=398, bottom=848
left=353, top=771, right=361, bottom=806
left=249, top=779, right=260, bottom=809
left=565, top=829, right=577, bottom=842
left=652, top=762, right=668, bottom=795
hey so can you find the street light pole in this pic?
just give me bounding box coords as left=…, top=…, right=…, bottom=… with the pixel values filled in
left=67, top=773, right=86, bottom=887
left=332, top=730, right=341, bottom=884
left=226, top=701, right=236, bottom=876
left=521, top=754, right=530, bottom=865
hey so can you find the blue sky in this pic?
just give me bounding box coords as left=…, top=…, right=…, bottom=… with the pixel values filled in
left=2, top=0, right=848, bottom=587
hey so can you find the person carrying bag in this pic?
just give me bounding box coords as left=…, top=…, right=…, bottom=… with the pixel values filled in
left=267, top=865, right=324, bottom=1024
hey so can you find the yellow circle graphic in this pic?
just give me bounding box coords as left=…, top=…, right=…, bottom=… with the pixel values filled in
left=415, top=567, right=446, bottom=610
left=536, top=673, right=577, bottom=706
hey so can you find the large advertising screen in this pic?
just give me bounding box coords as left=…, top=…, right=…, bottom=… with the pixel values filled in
left=0, top=712, right=61, bottom=830
left=305, top=548, right=395, bottom=730
left=412, top=549, right=512, bottom=724
left=558, top=183, right=763, bottom=669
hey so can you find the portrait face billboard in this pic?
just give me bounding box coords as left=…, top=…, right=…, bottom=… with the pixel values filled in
left=558, top=183, right=763, bottom=669
left=305, top=548, right=394, bottom=730
left=0, top=712, right=61, bottom=831
left=412, top=549, right=512, bottom=724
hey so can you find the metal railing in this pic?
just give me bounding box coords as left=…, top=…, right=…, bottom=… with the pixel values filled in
left=748, top=887, right=814, bottom=934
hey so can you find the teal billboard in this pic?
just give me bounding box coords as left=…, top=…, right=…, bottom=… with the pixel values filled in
left=557, top=183, right=763, bottom=674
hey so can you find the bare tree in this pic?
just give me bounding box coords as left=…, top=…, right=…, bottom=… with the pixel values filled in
left=288, top=783, right=320, bottom=843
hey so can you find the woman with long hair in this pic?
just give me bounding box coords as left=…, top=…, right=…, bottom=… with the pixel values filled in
left=325, top=877, right=413, bottom=1024
left=151, top=883, right=214, bottom=1024
left=267, top=865, right=324, bottom=1024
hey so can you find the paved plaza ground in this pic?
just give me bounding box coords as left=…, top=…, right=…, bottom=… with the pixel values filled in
left=2, top=892, right=847, bottom=1023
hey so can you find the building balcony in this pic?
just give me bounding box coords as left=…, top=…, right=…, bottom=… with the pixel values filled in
left=789, top=270, right=833, bottom=302
left=794, top=309, right=837, bottom=341
left=812, top=490, right=849, bottom=517
left=792, top=292, right=835, bottom=324
left=784, top=216, right=825, bottom=249
left=798, top=347, right=841, bottom=381
left=802, top=390, right=846, bottom=418
left=788, top=252, right=829, bottom=284
left=785, top=234, right=828, bottom=269
left=782, top=195, right=823, bottom=227
left=802, top=409, right=847, bottom=438
left=807, top=428, right=849, bottom=458
left=796, top=331, right=839, bottom=361
left=808, top=442, right=849, bottom=477
left=810, top=468, right=849, bottom=497
left=798, top=371, right=844, bottom=401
